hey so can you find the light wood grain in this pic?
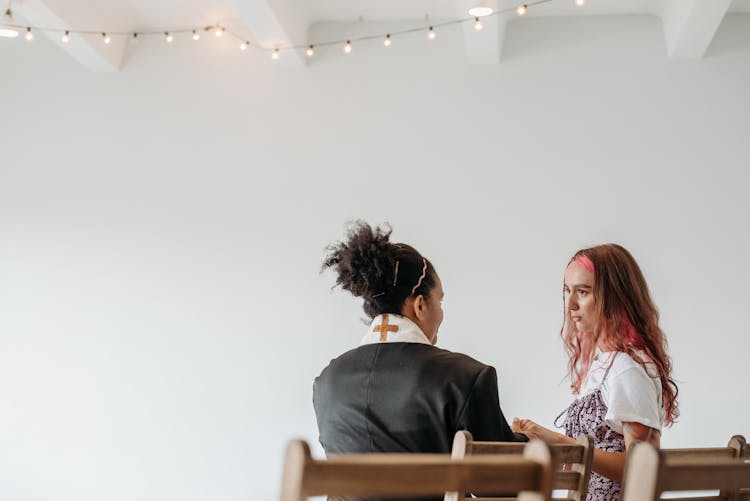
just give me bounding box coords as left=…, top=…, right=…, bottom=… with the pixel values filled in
left=445, top=431, right=594, bottom=501
left=622, top=439, right=750, bottom=501
left=279, top=439, right=555, bottom=501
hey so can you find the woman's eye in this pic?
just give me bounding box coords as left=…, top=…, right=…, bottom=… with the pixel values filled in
left=578, top=290, right=588, bottom=296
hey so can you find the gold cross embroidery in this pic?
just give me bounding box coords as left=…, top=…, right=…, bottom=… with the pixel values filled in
left=373, top=314, right=399, bottom=342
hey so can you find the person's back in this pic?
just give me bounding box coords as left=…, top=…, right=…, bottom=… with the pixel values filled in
left=315, top=341, right=518, bottom=455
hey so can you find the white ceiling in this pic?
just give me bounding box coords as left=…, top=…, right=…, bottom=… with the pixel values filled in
left=8, top=0, right=750, bottom=70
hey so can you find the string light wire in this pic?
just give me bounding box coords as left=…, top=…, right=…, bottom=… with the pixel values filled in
left=1, top=0, right=554, bottom=56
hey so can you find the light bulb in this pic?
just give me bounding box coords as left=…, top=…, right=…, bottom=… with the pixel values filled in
left=384, top=34, right=391, bottom=47
left=427, top=26, right=436, bottom=40
left=61, top=30, right=70, bottom=43
left=0, top=9, right=19, bottom=38
left=25, top=27, right=33, bottom=41
left=102, top=32, right=111, bottom=44
left=215, top=27, right=224, bottom=38
left=517, top=4, right=527, bottom=15
left=344, top=40, right=352, bottom=53
left=271, top=48, right=279, bottom=60
left=165, top=32, right=173, bottom=43
left=306, top=45, right=314, bottom=57
left=576, top=0, right=585, bottom=5
left=240, top=41, right=248, bottom=51
left=192, top=30, right=200, bottom=41
left=474, top=18, right=483, bottom=31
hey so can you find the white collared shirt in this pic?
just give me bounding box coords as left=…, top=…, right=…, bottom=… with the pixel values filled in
left=359, top=314, right=432, bottom=346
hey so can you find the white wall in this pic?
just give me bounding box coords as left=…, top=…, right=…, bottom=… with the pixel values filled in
left=0, top=13, right=748, bottom=501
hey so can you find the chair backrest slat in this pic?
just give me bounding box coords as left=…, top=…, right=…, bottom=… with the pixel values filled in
left=663, top=447, right=740, bottom=461
left=658, top=460, right=750, bottom=492
left=471, top=443, right=586, bottom=464
left=280, top=439, right=554, bottom=501
left=304, top=457, right=540, bottom=497
left=553, top=471, right=582, bottom=491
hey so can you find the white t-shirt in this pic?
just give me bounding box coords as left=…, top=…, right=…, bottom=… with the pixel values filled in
left=579, top=348, right=664, bottom=434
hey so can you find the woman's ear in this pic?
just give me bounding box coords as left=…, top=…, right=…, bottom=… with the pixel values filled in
left=412, top=295, right=426, bottom=320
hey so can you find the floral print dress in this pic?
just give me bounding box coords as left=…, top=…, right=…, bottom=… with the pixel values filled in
left=555, top=358, right=626, bottom=501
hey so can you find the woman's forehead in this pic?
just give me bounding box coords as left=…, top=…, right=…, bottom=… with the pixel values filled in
left=565, top=261, right=594, bottom=285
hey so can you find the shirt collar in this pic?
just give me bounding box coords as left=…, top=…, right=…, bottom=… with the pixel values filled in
left=359, top=314, right=432, bottom=346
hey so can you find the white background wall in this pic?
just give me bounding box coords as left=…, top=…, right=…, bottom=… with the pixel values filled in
left=1, top=13, right=748, bottom=501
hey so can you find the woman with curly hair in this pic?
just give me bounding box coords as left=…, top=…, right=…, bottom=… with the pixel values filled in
left=313, top=222, right=526, bottom=485
left=513, top=244, right=679, bottom=501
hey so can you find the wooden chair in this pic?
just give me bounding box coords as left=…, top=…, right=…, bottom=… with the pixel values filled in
left=622, top=441, right=750, bottom=501
left=658, top=435, right=747, bottom=501
left=444, top=431, right=594, bottom=501
left=279, top=439, right=554, bottom=501
left=662, top=435, right=747, bottom=462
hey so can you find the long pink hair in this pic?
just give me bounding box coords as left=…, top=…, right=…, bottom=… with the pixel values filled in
left=561, top=244, right=679, bottom=426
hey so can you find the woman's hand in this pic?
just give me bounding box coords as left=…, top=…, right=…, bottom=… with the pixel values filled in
left=512, top=418, right=575, bottom=445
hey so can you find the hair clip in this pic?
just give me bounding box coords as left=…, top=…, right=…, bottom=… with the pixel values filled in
left=410, top=258, right=428, bottom=295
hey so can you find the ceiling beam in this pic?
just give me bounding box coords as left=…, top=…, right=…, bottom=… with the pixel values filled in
left=462, top=14, right=509, bottom=64
left=455, top=0, right=508, bottom=64
left=232, top=0, right=309, bottom=68
left=661, top=0, right=732, bottom=59
left=15, top=0, right=127, bottom=71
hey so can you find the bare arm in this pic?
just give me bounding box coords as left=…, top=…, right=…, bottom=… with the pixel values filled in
left=594, top=421, right=660, bottom=483
left=512, top=419, right=660, bottom=483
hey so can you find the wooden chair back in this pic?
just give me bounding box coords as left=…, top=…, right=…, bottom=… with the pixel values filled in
left=662, top=435, right=747, bottom=461
left=444, top=431, right=594, bottom=501
left=622, top=440, right=750, bottom=501
left=279, top=439, right=554, bottom=501
left=659, top=435, right=747, bottom=501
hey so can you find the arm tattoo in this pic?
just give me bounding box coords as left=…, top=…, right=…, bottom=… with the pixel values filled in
left=624, top=422, right=661, bottom=446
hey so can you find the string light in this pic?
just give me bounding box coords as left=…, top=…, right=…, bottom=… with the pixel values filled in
left=0, top=8, right=19, bottom=38
left=131, top=32, right=139, bottom=43
left=5, top=0, right=555, bottom=62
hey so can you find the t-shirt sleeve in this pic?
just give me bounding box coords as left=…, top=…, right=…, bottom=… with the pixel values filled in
left=603, top=365, right=662, bottom=433
left=455, top=366, right=527, bottom=443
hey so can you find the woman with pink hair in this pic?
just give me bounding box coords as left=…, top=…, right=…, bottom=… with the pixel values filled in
left=513, top=244, right=678, bottom=501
